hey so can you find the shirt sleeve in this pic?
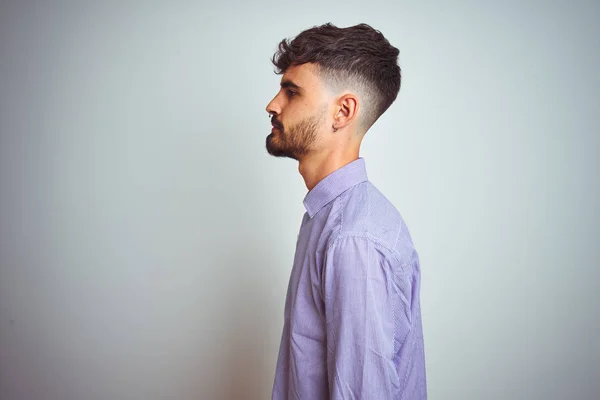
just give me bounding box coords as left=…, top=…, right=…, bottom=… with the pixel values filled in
left=322, top=235, right=400, bottom=399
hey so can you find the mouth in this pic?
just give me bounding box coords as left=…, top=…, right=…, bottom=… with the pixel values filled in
left=271, top=118, right=283, bottom=132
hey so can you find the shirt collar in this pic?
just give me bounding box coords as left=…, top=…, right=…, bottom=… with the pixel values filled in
left=303, top=158, right=368, bottom=218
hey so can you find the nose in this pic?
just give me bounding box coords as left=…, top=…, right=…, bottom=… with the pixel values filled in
left=266, top=94, right=281, bottom=116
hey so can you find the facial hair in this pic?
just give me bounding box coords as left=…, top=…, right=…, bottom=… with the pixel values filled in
left=266, top=110, right=325, bottom=161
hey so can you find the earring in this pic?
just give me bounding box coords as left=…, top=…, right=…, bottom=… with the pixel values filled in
left=332, top=125, right=338, bottom=133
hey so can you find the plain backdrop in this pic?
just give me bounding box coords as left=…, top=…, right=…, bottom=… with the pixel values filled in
left=1, top=1, right=599, bottom=399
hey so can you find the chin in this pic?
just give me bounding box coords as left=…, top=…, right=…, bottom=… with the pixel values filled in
left=266, top=136, right=298, bottom=160
left=266, top=134, right=281, bottom=156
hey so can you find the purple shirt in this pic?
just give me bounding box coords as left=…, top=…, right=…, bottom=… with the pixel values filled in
left=272, top=158, right=427, bottom=400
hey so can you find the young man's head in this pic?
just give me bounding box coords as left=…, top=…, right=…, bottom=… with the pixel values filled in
left=265, top=23, right=401, bottom=161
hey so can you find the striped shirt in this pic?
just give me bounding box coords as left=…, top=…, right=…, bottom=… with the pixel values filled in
left=272, top=158, right=427, bottom=399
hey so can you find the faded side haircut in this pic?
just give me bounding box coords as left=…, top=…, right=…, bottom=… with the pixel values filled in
left=272, top=23, right=401, bottom=132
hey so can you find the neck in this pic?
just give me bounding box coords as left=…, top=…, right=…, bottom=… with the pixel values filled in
left=298, top=147, right=360, bottom=191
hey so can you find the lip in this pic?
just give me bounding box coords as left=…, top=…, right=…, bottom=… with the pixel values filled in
left=271, top=119, right=283, bottom=130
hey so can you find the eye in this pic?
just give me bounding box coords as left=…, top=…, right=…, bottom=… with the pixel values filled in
left=286, top=89, right=297, bottom=98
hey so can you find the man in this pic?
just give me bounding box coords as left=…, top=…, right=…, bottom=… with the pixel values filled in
left=266, top=23, right=426, bottom=399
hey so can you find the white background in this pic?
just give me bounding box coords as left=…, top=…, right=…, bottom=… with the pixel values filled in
left=1, top=1, right=598, bottom=399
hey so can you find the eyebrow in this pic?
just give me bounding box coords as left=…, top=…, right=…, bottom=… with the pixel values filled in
left=280, top=79, right=302, bottom=91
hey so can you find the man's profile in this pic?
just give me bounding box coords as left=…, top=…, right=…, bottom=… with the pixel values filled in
left=266, top=23, right=426, bottom=399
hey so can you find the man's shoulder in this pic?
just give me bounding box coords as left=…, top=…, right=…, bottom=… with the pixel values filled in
left=335, top=181, right=415, bottom=256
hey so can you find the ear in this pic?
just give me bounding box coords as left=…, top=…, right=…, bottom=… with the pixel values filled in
left=333, top=93, right=359, bottom=131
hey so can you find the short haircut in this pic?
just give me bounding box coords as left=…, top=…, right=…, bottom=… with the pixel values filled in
left=271, top=23, right=401, bottom=131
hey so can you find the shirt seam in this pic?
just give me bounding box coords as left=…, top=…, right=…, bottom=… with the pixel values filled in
left=328, top=232, right=412, bottom=276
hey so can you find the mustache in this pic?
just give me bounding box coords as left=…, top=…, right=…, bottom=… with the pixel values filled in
left=271, top=117, right=283, bottom=130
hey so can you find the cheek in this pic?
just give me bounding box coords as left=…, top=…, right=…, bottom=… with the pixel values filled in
left=281, top=102, right=311, bottom=123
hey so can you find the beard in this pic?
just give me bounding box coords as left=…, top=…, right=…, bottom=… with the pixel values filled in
left=266, top=111, right=324, bottom=161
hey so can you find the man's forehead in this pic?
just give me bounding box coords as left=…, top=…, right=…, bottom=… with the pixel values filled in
left=281, top=63, right=320, bottom=88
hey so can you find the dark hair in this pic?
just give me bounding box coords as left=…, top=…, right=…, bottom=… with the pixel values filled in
left=272, top=23, right=401, bottom=130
